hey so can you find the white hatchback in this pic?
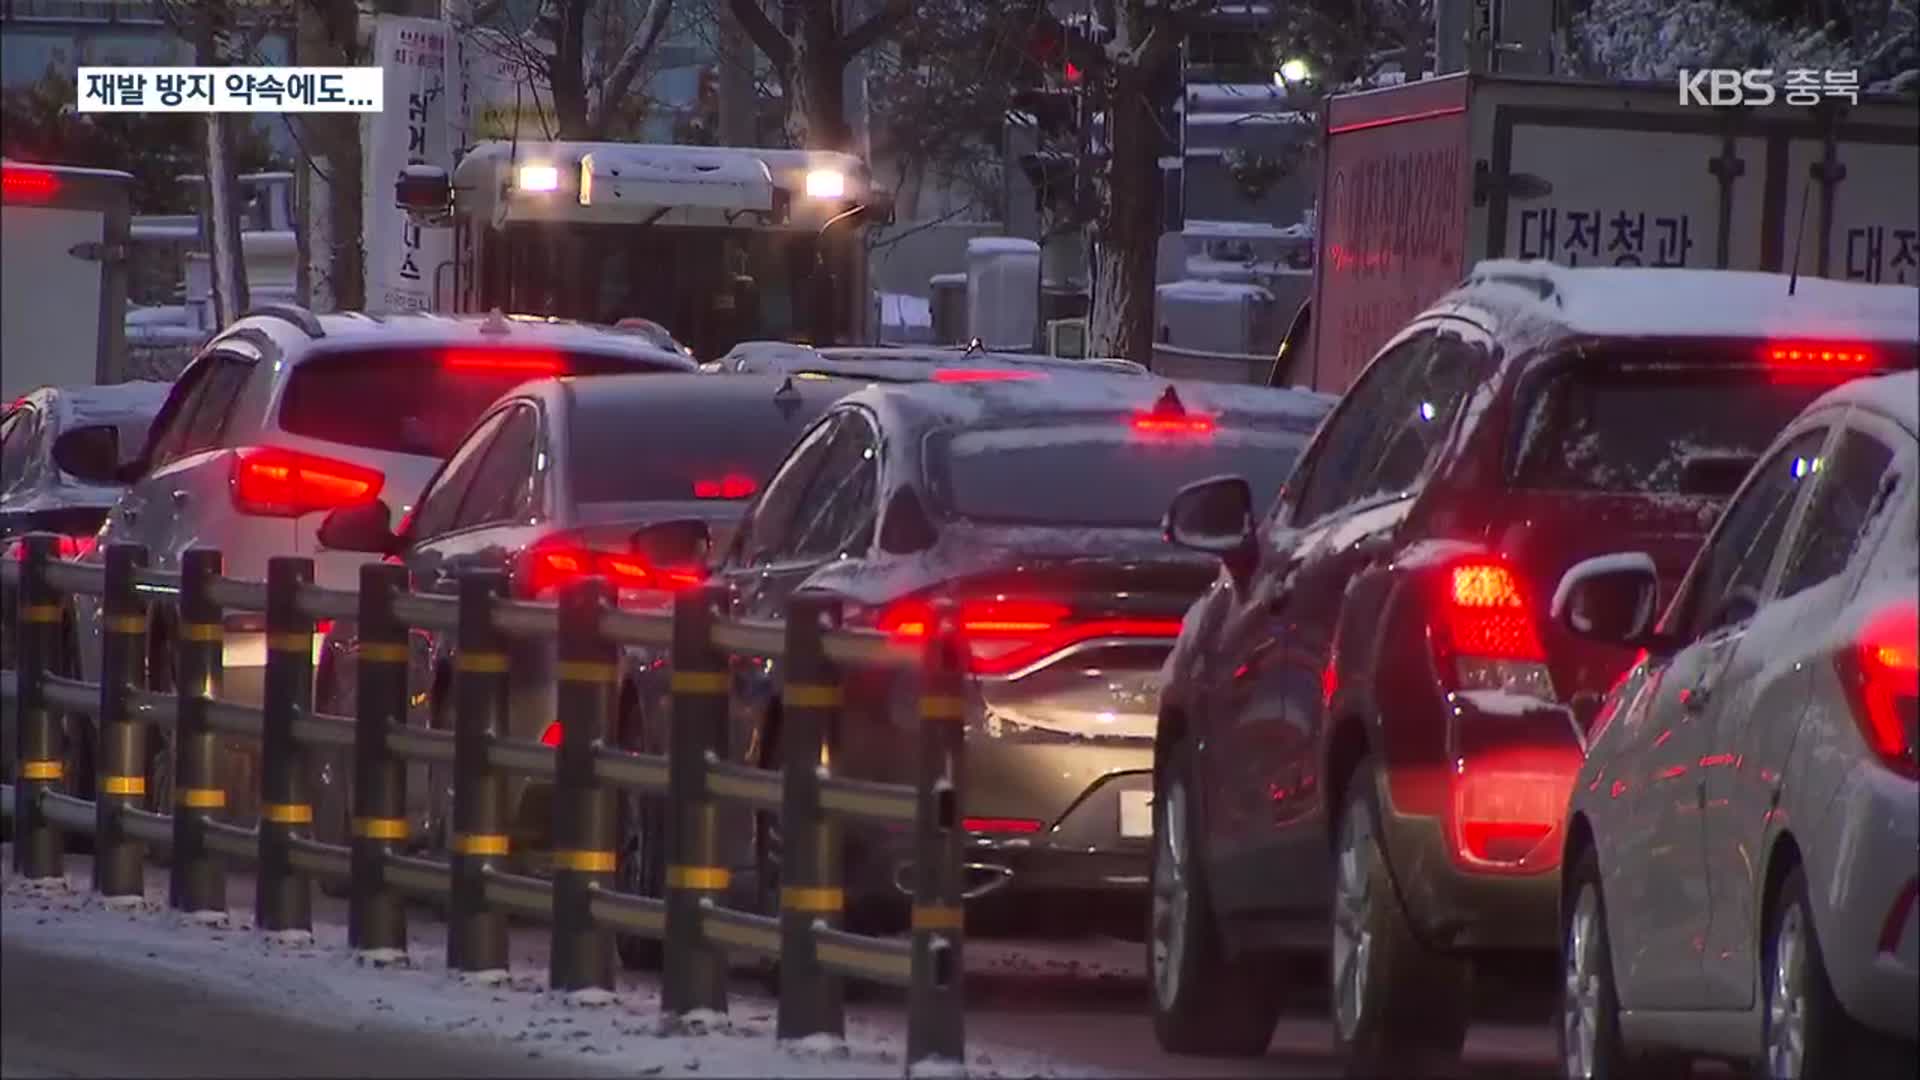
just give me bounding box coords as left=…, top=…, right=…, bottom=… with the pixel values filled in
left=1553, top=371, right=1918, bottom=1080
left=60, top=306, right=693, bottom=795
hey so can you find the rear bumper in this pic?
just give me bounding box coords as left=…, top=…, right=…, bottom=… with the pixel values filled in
left=1814, top=762, right=1919, bottom=1040
left=1376, top=808, right=1562, bottom=951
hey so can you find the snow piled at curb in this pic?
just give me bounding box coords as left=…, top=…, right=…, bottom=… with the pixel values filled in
left=1, top=853, right=1093, bottom=1078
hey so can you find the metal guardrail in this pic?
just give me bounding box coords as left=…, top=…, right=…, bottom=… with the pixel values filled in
left=1, top=538, right=969, bottom=1067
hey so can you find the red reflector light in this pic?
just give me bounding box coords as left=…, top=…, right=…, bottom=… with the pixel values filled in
left=2, top=168, right=60, bottom=202
left=540, top=722, right=563, bottom=747
left=315, top=619, right=334, bottom=638
left=932, top=368, right=1044, bottom=383
left=1764, top=343, right=1875, bottom=366
left=1440, top=561, right=1545, bottom=661
left=443, top=349, right=566, bottom=375
left=1452, top=767, right=1570, bottom=867
left=1131, top=412, right=1216, bottom=436
left=1459, top=821, right=1554, bottom=863
left=693, top=473, right=758, bottom=499
left=231, top=447, right=384, bottom=518
left=965, top=816, right=1044, bottom=835
left=1836, top=602, right=1919, bottom=777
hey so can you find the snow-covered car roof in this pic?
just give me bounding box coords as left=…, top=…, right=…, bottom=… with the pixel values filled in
left=1805, top=369, right=1919, bottom=429
left=225, top=308, right=700, bottom=370
left=1457, top=261, right=1920, bottom=344
left=3, top=380, right=171, bottom=514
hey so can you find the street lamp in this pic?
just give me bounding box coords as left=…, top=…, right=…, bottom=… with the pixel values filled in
left=1274, top=58, right=1312, bottom=87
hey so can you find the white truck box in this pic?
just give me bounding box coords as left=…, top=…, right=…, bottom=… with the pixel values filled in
left=2, top=162, right=134, bottom=399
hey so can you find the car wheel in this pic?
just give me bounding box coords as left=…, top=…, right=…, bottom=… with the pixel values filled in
left=1759, top=864, right=1906, bottom=1080
left=1148, top=734, right=1282, bottom=1056
left=1560, top=847, right=1691, bottom=1079
left=1331, top=755, right=1471, bottom=1077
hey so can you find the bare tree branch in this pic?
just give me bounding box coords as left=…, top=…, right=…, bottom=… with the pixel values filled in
left=591, top=0, right=676, bottom=133
left=727, top=0, right=793, bottom=69
left=840, top=0, right=914, bottom=59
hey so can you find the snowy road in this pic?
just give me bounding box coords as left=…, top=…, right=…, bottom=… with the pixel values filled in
left=0, top=850, right=1582, bottom=1078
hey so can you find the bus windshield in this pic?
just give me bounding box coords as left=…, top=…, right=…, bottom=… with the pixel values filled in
left=474, top=223, right=858, bottom=360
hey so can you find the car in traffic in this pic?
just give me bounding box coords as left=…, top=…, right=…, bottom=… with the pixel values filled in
left=308, top=372, right=855, bottom=936
left=59, top=305, right=696, bottom=812
left=672, top=373, right=1332, bottom=935
left=1554, top=369, right=1918, bottom=1080
left=713, top=340, right=1149, bottom=382
left=1147, top=261, right=1919, bottom=1073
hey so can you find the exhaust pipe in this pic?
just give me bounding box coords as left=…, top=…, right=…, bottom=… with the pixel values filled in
left=893, top=860, right=1014, bottom=900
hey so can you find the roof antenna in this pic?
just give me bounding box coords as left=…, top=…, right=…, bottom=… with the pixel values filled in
left=1153, top=384, right=1186, bottom=415
left=964, top=336, right=984, bottom=356
left=775, top=374, right=799, bottom=397
left=1787, top=176, right=1811, bottom=297
left=481, top=307, right=512, bottom=335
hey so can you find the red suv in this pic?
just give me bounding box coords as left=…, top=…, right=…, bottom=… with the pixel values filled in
left=1145, top=261, right=1920, bottom=1073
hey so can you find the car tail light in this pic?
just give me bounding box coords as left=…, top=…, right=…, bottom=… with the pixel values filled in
left=964, top=816, right=1043, bottom=835
left=521, top=542, right=704, bottom=599
left=4, top=535, right=96, bottom=561
left=443, top=349, right=565, bottom=375
left=1130, top=411, right=1216, bottom=436
left=540, top=722, right=563, bottom=747
left=1452, top=766, right=1570, bottom=868
left=1763, top=343, right=1875, bottom=366
left=1835, top=602, right=1919, bottom=778
left=877, top=595, right=1184, bottom=676
left=2, top=167, right=59, bottom=202
left=692, top=473, right=757, bottom=499
left=1430, top=559, right=1556, bottom=701
left=230, top=447, right=384, bottom=518
left=931, top=368, right=1043, bottom=383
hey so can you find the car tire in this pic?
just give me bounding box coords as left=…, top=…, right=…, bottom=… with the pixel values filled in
left=1330, top=755, right=1471, bottom=1077
left=1148, top=734, right=1282, bottom=1056
left=1758, top=863, right=1908, bottom=1080
left=1560, top=847, right=1692, bottom=1079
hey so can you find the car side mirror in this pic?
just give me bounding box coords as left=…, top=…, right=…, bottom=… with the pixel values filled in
left=632, top=518, right=712, bottom=567
left=1165, top=475, right=1257, bottom=582
left=1552, top=553, right=1663, bottom=648
left=51, top=424, right=121, bottom=483
left=317, top=499, right=400, bottom=555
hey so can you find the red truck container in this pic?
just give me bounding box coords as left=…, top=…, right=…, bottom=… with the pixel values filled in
left=1270, top=73, right=1920, bottom=393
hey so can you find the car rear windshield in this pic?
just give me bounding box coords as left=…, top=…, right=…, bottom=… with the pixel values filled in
left=567, top=396, right=834, bottom=504
left=277, top=348, right=673, bottom=458
left=1510, top=362, right=1888, bottom=494
left=933, top=421, right=1305, bottom=527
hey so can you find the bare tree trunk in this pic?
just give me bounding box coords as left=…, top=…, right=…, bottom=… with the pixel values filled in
left=787, top=30, right=851, bottom=149
left=550, top=0, right=591, bottom=137
left=1089, top=68, right=1160, bottom=366
left=316, top=0, right=367, bottom=311
left=201, top=10, right=250, bottom=325
left=718, top=0, right=756, bottom=143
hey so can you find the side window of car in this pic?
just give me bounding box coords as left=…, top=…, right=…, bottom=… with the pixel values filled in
left=450, top=405, right=541, bottom=531
left=1290, top=332, right=1433, bottom=525
left=1364, top=331, right=1492, bottom=496
left=1676, top=427, right=1829, bottom=640
left=1, top=405, right=40, bottom=493
left=409, top=410, right=511, bottom=541
left=741, top=415, right=843, bottom=566
left=143, top=358, right=220, bottom=466
left=785, top=413, right=882, bottom=561
left=178, top=357, right=253, bottom=456
left=1776, top=426, right=1898, bottom=600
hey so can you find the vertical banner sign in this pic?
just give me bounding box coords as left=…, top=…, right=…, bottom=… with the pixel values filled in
left=365, top=15, right=454, bottom=313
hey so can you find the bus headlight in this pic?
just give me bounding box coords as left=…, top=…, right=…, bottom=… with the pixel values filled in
left=804, top=168, right=846, bottom=199
left=516, top=164, right=560, bottom=192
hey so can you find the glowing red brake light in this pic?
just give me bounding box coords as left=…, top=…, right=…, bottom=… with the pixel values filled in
left=1442, top=562, right=1545, bottom=661
left=443, top=349, right=566, bottom=375
left=1131, top=412, right=1216, bottom=436
left=693, top=473, right=758, bottom=499
left=965, top=816, right=1044, bottom=835
left=4, top=535, right=95, bottom=561
left=231, top=447, right=383, bottom=518
left=524, top=543, right=705, bottom=598
left=1764, top=343, right=1875, bottom=366
left=932, top=368, right=1044, bottom=383
left=2, top=168, right=60, bottom=203
left=879, top=596, right=1183, bottom=675
left=540, top=722, right=563, bottom=747
left=1836, top=603, right=1919, bottom=777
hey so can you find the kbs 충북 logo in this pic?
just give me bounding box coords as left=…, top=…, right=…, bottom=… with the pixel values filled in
left=1678, top=68, right=1861, bottom=107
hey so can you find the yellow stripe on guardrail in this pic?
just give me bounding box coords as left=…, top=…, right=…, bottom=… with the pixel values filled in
left=553, top=850, right=617, bottom=873
left=783, top=683, right=841, bottom=709
left=178, top=787, right=226, bottom=809
left=21, top=605, right=61, bottom=624
left=451, top=833, right=510, bottom=856
left=359, top=642, right=408, bottom=664
left=179, top=622, right=222, bottom=642
left=19, top=759, right=63, bottom=781
left=557, top=661, right=617, bottom=685
left=353, top=817, right=410, bottom=840
left=666, top=864, right=730, bottom=890
left=912, top=904, right=964, bottom=931
left=920, top=695, right=966, bottom=720
left=106, top=615, right=147, bottom=635
left=670, top=670, right=727, bottom=695
left=100, top=774, right=147, bottom=796
left=267, top=632, right=312, bottom=653
left=781, top=886, right=845, bottom=913
left=456, top=652, right=508, bottom=673
left=262, top=803, right=314, bottom=824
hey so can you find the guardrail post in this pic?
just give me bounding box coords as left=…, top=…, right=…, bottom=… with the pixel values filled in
left=12, top=534, right=65, bottom=880
left=169, top=548, right=226, bottom=913
left=95, top=542, right=150, bottom=898
left=350, top=561, right=409, bottom=954
left=551, top=575, right=617, bottom=993
left=664, top=580, right=730, bottom=1014
left=777, top=590, right=846, bottom=1041
left=908, top=597, right=967, bottom=1065
left=449, top=569, right=510, bottom=974
left=258, top=556, right=315, bottom=933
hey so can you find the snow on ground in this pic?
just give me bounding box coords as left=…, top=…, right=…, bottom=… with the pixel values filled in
left=1, top=850, right=1099, bottom=1079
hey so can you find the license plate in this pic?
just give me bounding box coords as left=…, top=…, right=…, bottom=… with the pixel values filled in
left=1119, top=790, right=1154, bottom=839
